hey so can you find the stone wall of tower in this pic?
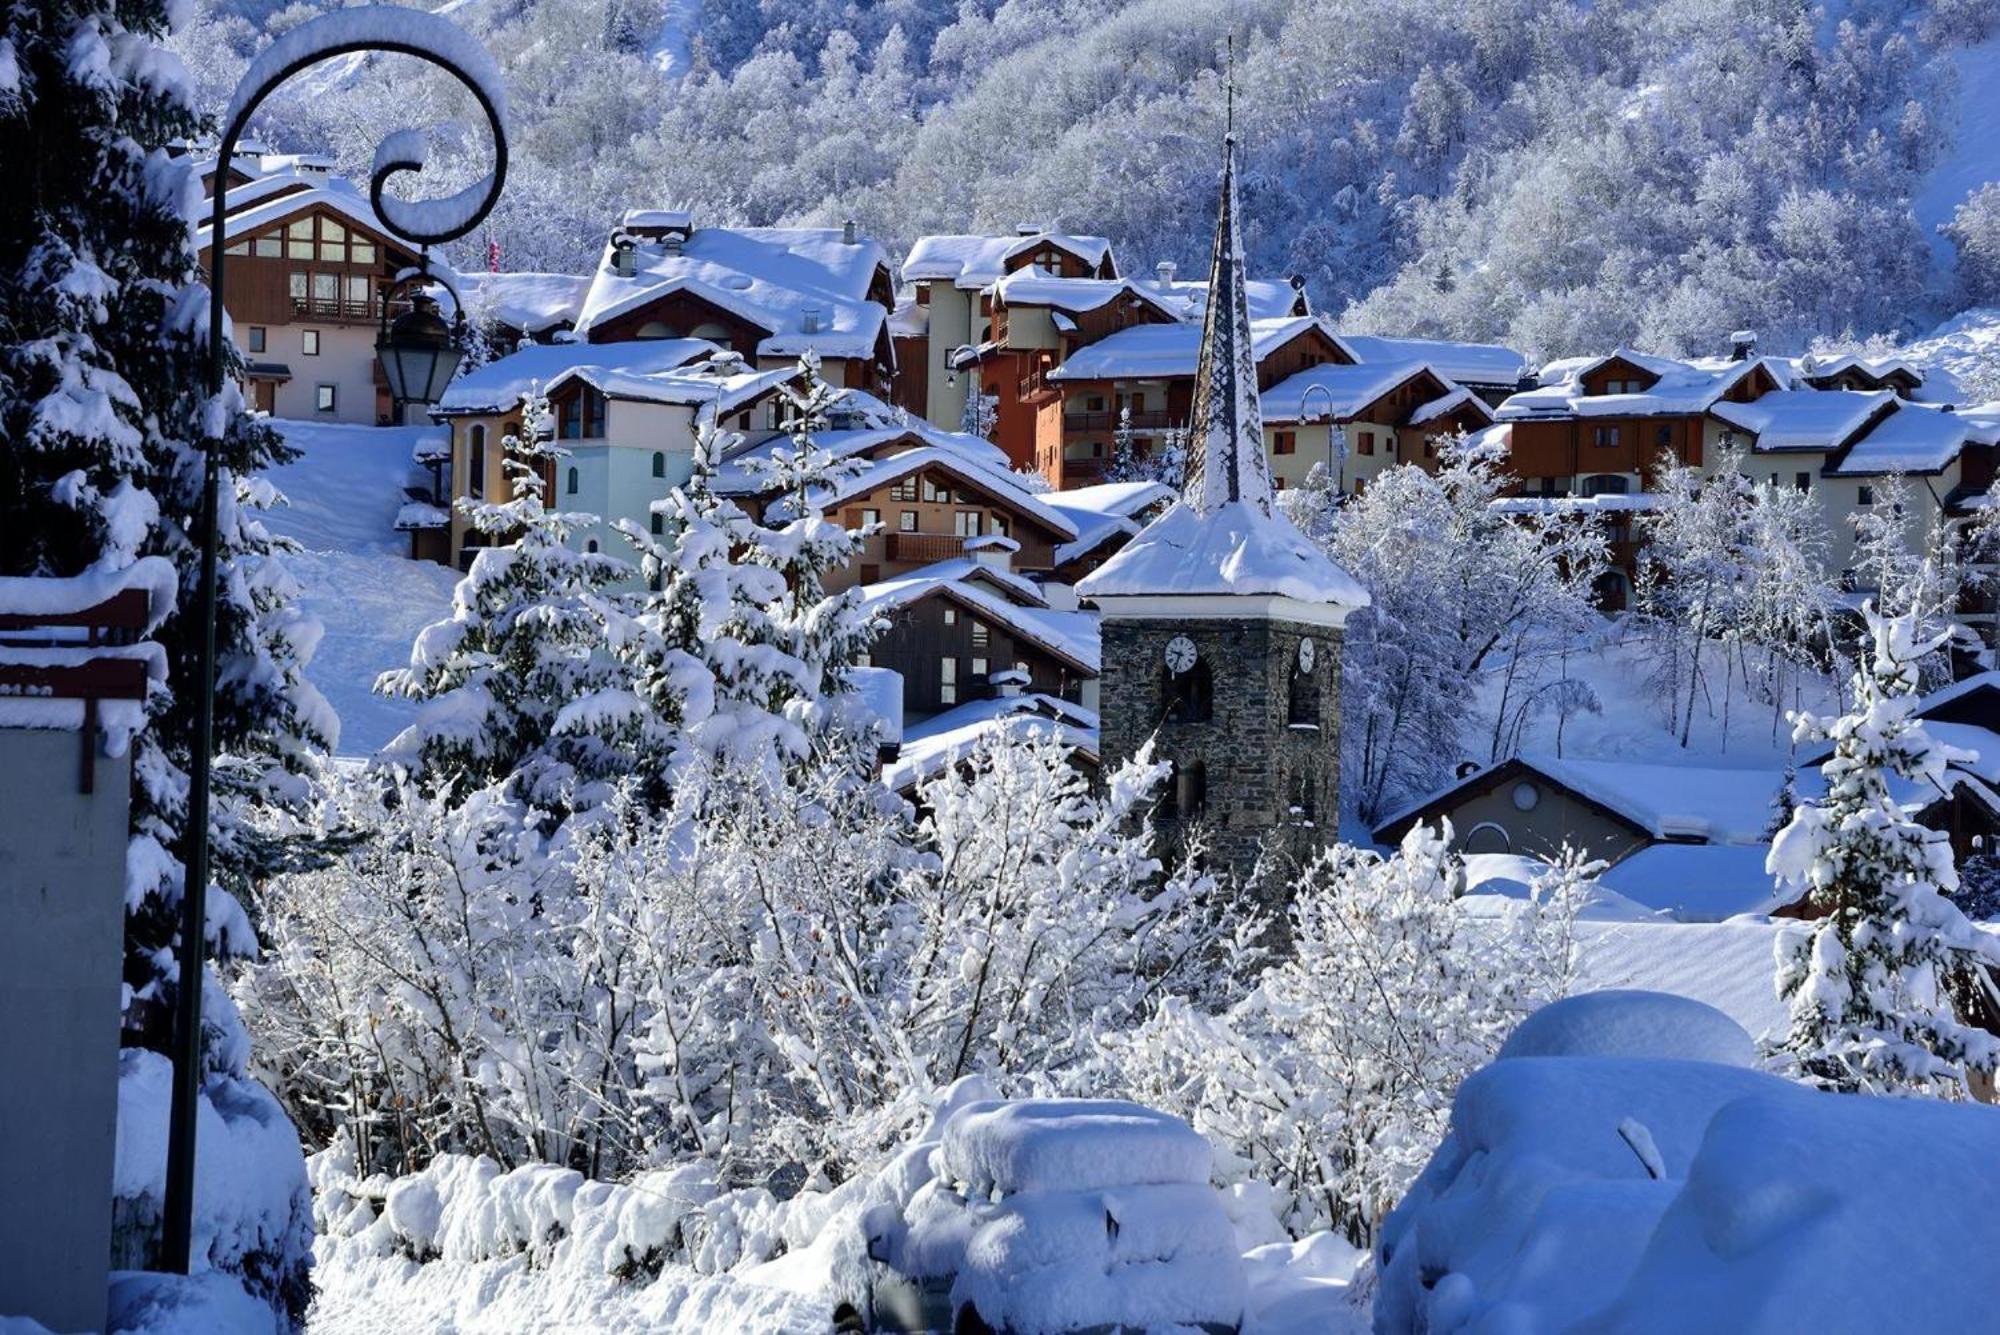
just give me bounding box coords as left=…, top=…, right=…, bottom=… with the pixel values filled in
left=1098, top=614, right=1341, bottom=898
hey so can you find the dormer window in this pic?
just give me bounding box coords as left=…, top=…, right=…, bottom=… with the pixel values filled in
left=558, top=386, right=607, bottom=440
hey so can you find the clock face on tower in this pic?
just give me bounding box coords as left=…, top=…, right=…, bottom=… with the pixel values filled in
left=1164, top=635, right=1198, bottom=676
left=1297, top=636, right=1317, bottom=674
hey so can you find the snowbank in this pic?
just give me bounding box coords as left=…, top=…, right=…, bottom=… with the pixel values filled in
left=1497, top=990, right=1757, bottom=1066
left=939, top=1098, right=1212, bottom=1196
left=1377, top=989, right=2000, bottom=1334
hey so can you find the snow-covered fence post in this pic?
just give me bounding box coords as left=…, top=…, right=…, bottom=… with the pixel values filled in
left=167, top=4, right=511, bottom=1277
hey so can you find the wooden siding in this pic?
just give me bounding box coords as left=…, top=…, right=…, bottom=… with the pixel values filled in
left=869, top=590, right=1087, bottom=719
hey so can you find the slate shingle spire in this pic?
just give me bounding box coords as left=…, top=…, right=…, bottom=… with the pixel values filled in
left=1181, top=58, right=1274, bottom=518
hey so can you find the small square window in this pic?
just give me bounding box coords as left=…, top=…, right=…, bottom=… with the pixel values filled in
left=861, top=507, right=880, bottom=528
left=900, top=510, right=917, bottom=532
left=254, top=235, right=281, bottom=258
left=971, top=656, right=988, bottom=680
left=302, top=329, right=320, bottom=356
left=247, top=326, right=266, bottom=354
left=943, top=607, right=957, bottom=626
left=972, top=620, right=989, bottom=649
left=1796, top=472, right=1811, bottom=493
left=1857, top=484, right=1874, bottom=506
left=314, top=384, right=336, bottom=413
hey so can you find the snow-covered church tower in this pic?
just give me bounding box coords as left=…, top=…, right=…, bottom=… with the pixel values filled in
left=1076, top=130, right=1369, bottom=887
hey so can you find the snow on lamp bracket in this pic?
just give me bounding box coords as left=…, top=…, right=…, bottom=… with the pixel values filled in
left=168, top=3, right=512, bottom=1279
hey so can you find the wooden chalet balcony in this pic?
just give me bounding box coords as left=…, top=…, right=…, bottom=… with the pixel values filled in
left=1059, top=455, right=1113, bottom=482
left=888, top=531, right=967, bottom=563
left=290, top=294, right=409, bottom=325
left=1063, top=409, right=1175, bottom=434
left=1018, top=362, right=1061, bottom=401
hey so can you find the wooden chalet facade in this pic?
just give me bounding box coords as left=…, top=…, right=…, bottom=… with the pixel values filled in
left=198, top=189, right=423, bottom=425
left=865, top=576, right=1093, bottom=720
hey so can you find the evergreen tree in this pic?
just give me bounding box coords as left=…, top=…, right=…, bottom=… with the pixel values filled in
left=1769, top=598, right=2000, bottom=1096
left=0, top=0, right=321, bottom=1314
left=378, top=386, right=646, bottom=815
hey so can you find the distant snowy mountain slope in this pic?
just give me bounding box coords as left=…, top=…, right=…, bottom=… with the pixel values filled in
left=260, top=421, right=458, bottom=757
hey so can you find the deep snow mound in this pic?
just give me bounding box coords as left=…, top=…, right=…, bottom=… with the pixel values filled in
left=1497, top=990, right=1756, bottom=1067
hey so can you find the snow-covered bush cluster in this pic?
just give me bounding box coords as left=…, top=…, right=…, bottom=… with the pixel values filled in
left=177, top=0, right=2000, bottom=355
left=1098, top=823, right=1589, bottom=1247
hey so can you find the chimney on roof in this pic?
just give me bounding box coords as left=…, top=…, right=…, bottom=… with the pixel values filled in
left=1729, top=330, right=1757, bottom=361
left=802, top=307, right=823, bottom=335
left=842, top=218, right=858, bottom=245
left=1516, top=364, right=1540, bottom=395
left=990, top=667, right=1030, bottom=698
left=964, top=532, right=1019, bottom=572
left=611, top=236, right=637, bottom=278
left=1155, top=260, right=1178, bottom=289
left=1016, top=223, right=1045, bottom=237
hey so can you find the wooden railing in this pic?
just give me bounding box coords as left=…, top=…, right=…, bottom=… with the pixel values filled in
left=1063, top=410, right=1175, bottom=433
left=888, top=532, right=967, bottom=564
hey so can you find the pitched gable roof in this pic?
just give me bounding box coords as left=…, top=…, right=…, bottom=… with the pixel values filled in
left=902, top=232, right=1117, bottom=287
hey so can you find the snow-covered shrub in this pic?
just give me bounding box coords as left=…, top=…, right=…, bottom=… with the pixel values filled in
left=1101, top=824, right=1588, bottom=1247
left=1769, top=599, right=2000, bottom=1096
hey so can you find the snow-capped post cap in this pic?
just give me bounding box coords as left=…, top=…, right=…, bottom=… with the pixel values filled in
left=223, top=6, right=511, bottom=249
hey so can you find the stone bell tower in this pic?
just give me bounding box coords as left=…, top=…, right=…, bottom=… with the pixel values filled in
left=1075, top=128, right=1369, bottom=890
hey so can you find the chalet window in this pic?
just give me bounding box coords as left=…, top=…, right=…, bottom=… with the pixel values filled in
left=1274, top=476, right=1287, bottom=490
left=468, top=426, right=486, bottom=500
left=287, top=218, right=313, bottom=260
left=585, top=539, right=598, bottom=553
left=1273, top=431, right=1297, bottom=455
left=1164, top=658, right=1213, bottom=724
left=288, top=272, right=307, bottom=303
left=254, top=234, right=281, bottom=258
left=1858, top=484, right=1875, bottom=506
left=922, top=477, right=941, bottom=503
left=311, top=272, right=336, bottom=307
left=971, top=620, right=989, bottom=650
left=650, top=511, right=663, bottom=535
left=861, top=507, right=880, bottom=529
left=225, top=240, right=248, bottom=256
left=567, top=466, right=579, bottom=494
left=855, top=651, right=872, bottom=667
left=1593, top=425, right=1621, bottom=448
left=1579, top=474, right=1629, bottom=497
left=989, top=515, right=1009, bottom=537
left=351, top=237, right=375, bottom=265
left=971, top=656, right=988, bottom=682
left=954, top=510, right=981, bottom=537
left=900, top=510, right=917, bottom=532
left=1797, top=472, right=1812, bottom=493
left=346, top=275, right=371, bottom=309
left=891, top=477, right=918, bottom=502
left=1132, top=392, right=1146, bottom=413
left=1086, top=395, right=1106, bottom=411
left=940, top=657, right=958, bottom=705
left=320, top=218, right=346, bottom=262
left=651, top=451, right=666, bottom=478
left=247, top=327, right=266, bottom=354
left=302, top=329, right=320, bottom=356
left=559, top=387, right=606, bottom=439
left=314, top=384, right=336, bottom=413
left=1357, top=432, right=1375, bottom=456
left=1176, top=762, right=1207, bottom=820
left=1289, top=661, right=1319, bottom=727
left=943, top=608, right=957, bottom=626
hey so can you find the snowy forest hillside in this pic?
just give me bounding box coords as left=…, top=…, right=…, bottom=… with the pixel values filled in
left=173, top=0, right=2000, bottom=360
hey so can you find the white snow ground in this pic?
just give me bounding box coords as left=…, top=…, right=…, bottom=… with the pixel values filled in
left=261, top=420, right=459, bottom=757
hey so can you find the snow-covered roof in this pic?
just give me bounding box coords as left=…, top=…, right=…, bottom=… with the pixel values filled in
left=1049, top=316, right=1322, bottom=383
left=546, top=360, right=794, bottom=414
left=1709, top=389, right=1896, bottom=453
left=574, top=219, right=891, bottom=360
left=1498, top=351, right=1791, bottom=420
left=712, top=419, right=1011, bottom=491
left=1152, top=276, right=1308, bottom=321
left=860, top=567, right=1098, bottom=674
left=885, top=696, right=1099, bottom=794
left=449, top=271, right=592, bottom=335
left=1040, top=482, right=1176, bottom=569
left=1259, top=360, right=1440, bottom=423
left=888, top=299, right=928, bottom=339
left=1829, top=402, right=1994, bottom=476
left=1409, top=385, right=1496, bottom=428
left=433, top=339, right=716, bottom=415
left=194, top=179, right=408, bottom=253
left=1333, top=333, right=1530, bottom=388
left=394, top=501, right=449, bottom=531
left=1076, top=500, right=1370, bottom=607
left=902, top=232, right=1115, bottom=288
left=758, top=447, right=1080, bottom=540
left=1378, top=754, right=1781, bottom=846
left=987, top=272, right=1179, bottom=320
left=0, top=560, right=176, bottom=746
left=1797, top=352, right=1925, bottom=386
left=1595, top=844, right=1791, bottom=921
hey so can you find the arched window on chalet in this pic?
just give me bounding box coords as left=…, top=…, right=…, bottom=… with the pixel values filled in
left=1163, top=658, right=1213, bottom=724
left=467, top=425, right=486, bottom=500
left=651, top=450, right=666, bottom=478
left=567, top=466, right=579, bottom=495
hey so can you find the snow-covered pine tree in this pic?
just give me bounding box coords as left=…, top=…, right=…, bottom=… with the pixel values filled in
left=378, top=385, right=648, bottom=814
left=958, top=382, right=997, bottom=440
left=1769, top=597, right=2000, bottom=1096
left=0, top=0, right=322, bottom=1314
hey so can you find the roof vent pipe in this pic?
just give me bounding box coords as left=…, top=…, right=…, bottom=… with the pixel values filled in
left=1156, top=260, right=1178, bottom=289
left=842, top=218, right=858, bottom=245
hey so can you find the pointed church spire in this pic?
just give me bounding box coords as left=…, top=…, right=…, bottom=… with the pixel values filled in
left=1181, top=43, right=1274, bottom=517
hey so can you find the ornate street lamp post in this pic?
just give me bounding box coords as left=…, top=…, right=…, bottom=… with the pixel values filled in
left=169, top=5, right=508, bottom=1272
left=1296, top=381, right=1346, bottom=494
